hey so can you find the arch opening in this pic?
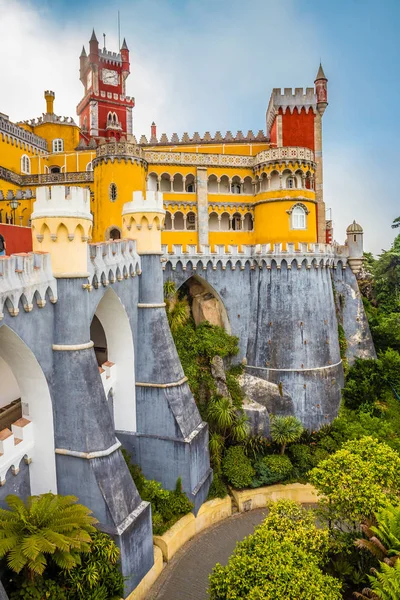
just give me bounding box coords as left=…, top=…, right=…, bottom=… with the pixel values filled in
left=90, top=288, right=136, bottom=433
left=177, top=275, right=231, bottom=334
left=0, top=325, right=57, bottom=495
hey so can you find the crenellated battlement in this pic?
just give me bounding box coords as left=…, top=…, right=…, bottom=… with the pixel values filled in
left=88, top=239, right=141, bottom=289
left=162, top=242, right=347, bottom=272
left=0, top=417, right=34, bottom=484
left=123, top=191, right=164, bottom=215
left=32, top=185, right=92, bottom=221
left=95, top=139, right=145, bottom=161
left=266, top=87, right=317, bottom=135
left=140, top=129, right=268, bottom=146
left=0, top=252, right=57, bottom=319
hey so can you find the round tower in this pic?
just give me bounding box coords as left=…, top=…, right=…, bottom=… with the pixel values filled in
left=31, top=186, right=92, bottom=277
left=122, top=191, right=165, bottom=253
left=44, top=90, right=55, bottom=115
left=92, top=138, right=147, bottom=242
left=346, top=220, right=364, bottom=274
left=314, top=63, right=328, bottom=116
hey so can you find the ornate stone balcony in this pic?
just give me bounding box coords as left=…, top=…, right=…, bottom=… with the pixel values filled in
left=144, top=146, right=314, bottom=169
left=24, top=171, right=94, bottom=185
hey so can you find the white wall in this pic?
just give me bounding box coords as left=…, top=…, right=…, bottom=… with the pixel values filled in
left=94, top=288, right=136, bottom=432
left=0, top=355, right=20, bottom=408
left=0, top=326, right=57, bottom=495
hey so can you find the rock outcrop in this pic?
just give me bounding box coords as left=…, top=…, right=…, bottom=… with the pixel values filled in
left=238, top=372, right=295, bottom=416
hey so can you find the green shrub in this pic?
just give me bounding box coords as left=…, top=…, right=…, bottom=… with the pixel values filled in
left=288, top=444, right=313, bottom=471
left=9, top=578, right=67, bottom=600
left=207, top=474, right=229, bottom=500
left=122, top=451, right=193, bottom=535
left=342, top=358, right=382, bottom=411
left=222, top=446, right=255, bottom=489
left=253, top=455, right=293, bottom=486
left=208, top=500, right=342, bottom=600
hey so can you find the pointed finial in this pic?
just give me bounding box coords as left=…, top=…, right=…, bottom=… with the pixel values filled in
left=315, top=63, right=327, bottom=81
left=121, top=38, right=129, bottom=51
left=80, top=45, right=87, bottom=58
left=90, top=29, right=98, bottom=42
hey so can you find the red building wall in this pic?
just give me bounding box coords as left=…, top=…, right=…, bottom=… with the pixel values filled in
left=0, top=224, right=32, bottom=255
left=281, top=108, right=315, bottom=150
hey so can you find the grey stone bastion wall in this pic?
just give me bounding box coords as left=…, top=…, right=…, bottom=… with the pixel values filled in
left=0, top=241, right=211, bottom=596
left=163, top=247, right=375, bottom=431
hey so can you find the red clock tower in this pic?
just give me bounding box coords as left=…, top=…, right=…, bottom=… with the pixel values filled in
left=77, top=30, right=134, bottom=142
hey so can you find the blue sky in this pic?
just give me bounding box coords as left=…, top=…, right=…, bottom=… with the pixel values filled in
left=1, top=0, right=399, bottom=253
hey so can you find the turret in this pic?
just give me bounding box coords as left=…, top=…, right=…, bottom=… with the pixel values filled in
left=150, top=122, right=157, bottom=143
left=31, top=186, right=93, bottom=276
left=92, top=139, right=147, bottom=242
left=346, top=220, right=364, bottom=275
left=315, top=63, right=328, bottom=116
left=89, top=29, right=99, bottom=65
left=79, top=46, right=88, bottom=84
left=121, top=38, right=130, bottom=95
left=122, top=191, right=165, bottom=253
left=44, top=90, right=55, bottom=115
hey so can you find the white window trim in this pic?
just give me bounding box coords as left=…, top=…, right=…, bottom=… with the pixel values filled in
left=52, top=138, right=64, bottom=153
left=21, top=154, right=30, bottom=174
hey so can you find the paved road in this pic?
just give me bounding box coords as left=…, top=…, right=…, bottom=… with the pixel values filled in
left=148, top=508, right=268, bottom=600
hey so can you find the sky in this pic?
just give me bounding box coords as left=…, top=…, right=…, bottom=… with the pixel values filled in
left=0, top=0, right=399, bottom=255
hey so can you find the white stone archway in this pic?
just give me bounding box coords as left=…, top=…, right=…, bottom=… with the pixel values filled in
left=91, top=288, right=136, bottom=433
left=0, top=325, right=57, bottom=495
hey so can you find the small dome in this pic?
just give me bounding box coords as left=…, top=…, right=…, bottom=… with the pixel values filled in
left=346, top=220, right=363, bottom=234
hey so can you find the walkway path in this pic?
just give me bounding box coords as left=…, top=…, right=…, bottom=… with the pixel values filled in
left=147, top=508, right=267, bottom=600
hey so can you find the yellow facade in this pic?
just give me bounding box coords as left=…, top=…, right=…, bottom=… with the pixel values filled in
left=0, top=91, right=318, bottom=248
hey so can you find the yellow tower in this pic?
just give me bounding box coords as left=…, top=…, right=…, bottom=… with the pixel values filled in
left=122, top=191, right=165, bottom=253
left=92, top=139, right=147, bottom=242
left=31, top=186, right=93, bottom=277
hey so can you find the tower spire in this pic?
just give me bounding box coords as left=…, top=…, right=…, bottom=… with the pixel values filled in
left=121, top=38, right=129, bottom=50
left=80, top=45, right=87, bottom=58
left=90, top=29, right=98, bottom=42
left=315, top=62, right=327, bottom=82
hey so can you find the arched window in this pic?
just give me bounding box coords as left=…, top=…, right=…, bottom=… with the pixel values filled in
left=52, top=139, right=64, bottom=153
left=164, top=211, right=173, bottom=230
left=231, top=183, right=241, bottom=194
left=209, top=212, right=219, bottom=231
left=21, top=155, right=30, bottom=174
left=50, top=166, right=61, bottom=174
left=109, top=227, right=121, bottom=240
left=109, top=183, right=118, bottom=202
left=232, top=212, right=242, bottom=231
left=86, top=161, right=93, bottom=172
left=186, top=211, right=196, bottom=231
left=286, top=176, right=297, bottom=189
left=174, top=211, right=184, bottom=230
left=185, top=174, right=196, bottom=193
left=243, top=213, right=254, bottom=231
left=291, top=205, right=307, bottom=229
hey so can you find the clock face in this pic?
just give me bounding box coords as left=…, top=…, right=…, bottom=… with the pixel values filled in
left=102, top=69, right=118, bottom=86
left=87, top=70, right=92, bottom=90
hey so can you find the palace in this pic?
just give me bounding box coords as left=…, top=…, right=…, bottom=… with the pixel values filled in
left=1, top=31, right=330, bottom=251
left=0, top=31, right=375, bottom=598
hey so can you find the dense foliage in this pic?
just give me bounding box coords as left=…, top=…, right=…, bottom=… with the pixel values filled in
left=310, top=437, right=400, bottom=526
left=122, top=449, right=193, bottom=535
left=221, top=446, right=255, bottom=489
left=252, top=455, right=293, bottom=487
left=208, top=500, right=342, bottom=600
left=0, top=494, right=123, bottom=600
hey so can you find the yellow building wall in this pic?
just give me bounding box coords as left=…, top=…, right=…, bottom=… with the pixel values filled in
left=148, top=142, right=270, bottom=156
left=254, top=199, right=317, bottom=245
left=31, top=123, right=80, bottom=153
left=93, top=160, right=146, bottom=242
left=0, top=136, right=41, bottom=173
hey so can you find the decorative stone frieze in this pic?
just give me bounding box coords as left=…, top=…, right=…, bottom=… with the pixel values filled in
left=0, top=252, right=57, bottom=320
left=162, top=242, right=346, bottom=272
left=88, top=239, right=141, bottom=289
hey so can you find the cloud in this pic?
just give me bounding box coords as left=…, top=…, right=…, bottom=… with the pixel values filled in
left=0, top=0, right=396, bottom=252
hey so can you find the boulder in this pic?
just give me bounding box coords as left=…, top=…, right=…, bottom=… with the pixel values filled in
left=243, top=397, right=270, bottom=436
left=210, top=355, right=230, bottom=398
left=238, top=372, right=294, bottom=416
